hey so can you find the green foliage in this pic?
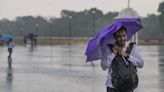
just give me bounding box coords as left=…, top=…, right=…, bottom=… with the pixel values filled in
left=0, top=6, right=163, bottom=38
left=0, top=8, right=117, bottom=37
left=140, top=14, right=162, bottom=38
left=158, top=1, right=164, bottom=32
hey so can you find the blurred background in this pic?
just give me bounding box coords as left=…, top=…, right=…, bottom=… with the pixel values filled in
left=0, top=0, right=164, bottom=92
left=0, top=0, right=164, bottom=45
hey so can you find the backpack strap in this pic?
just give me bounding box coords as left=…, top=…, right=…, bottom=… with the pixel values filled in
left=126, top=42, right=136, bottom=54
left=125, top=42, right=136, bottom=60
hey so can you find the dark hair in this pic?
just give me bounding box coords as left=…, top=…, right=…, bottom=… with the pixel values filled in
left=9, top=38, right=13, bottom=41
left=7, top=39, right=13, bottom=45
left=113, top=26, right=127, bottom=38
left=118, top=26, right=126, bottom=32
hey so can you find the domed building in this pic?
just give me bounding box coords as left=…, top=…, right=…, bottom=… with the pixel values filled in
left=114, top=8, right=140, bottom=19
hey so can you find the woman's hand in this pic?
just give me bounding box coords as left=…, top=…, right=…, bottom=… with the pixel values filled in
left=112, top=44, right=118, bottom=54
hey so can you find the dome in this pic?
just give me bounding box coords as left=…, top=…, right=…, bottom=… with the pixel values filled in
left=114, top=8, right=140, bottom=19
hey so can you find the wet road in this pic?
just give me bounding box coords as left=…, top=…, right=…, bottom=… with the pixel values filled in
left=0, top=45, right=164, bottom=92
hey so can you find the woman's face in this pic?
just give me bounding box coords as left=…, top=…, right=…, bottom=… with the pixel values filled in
left=114, top=29, right=127, bottom=46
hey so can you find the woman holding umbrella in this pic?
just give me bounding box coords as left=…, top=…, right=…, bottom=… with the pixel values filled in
left=7, top=38, right=14, bottom=61
left=7, top=38, right=14, bottom=68
left=85, top=18, right=144, bottom=92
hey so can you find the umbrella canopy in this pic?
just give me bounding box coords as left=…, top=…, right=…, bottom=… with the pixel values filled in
left=85, top=18, right=143, bottom=62
left=0, top=35, right=14, bottom=41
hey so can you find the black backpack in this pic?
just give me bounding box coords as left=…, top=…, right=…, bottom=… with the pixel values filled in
left=108, top=43, right=138, bottom=92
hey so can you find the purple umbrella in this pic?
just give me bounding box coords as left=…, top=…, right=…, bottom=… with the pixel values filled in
left=85, top=18, right=143, bottom=62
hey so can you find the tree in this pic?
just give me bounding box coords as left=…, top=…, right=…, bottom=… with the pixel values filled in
left=158, top=1, right=164, bottom=32
left=140, top=14, right=161, bottom=38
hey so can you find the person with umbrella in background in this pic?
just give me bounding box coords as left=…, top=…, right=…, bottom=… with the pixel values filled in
left=7, top=38, right=14, bottom=68
left=7, top=38, right=14, bottom=59
left=85, top=18, right=144, bottom=92
left=0, top=35, right=14, bottom=59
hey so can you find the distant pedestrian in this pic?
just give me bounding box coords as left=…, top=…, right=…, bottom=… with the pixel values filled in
left=34, top=34, right=37, bottom=47
left=23, top=35, right=27, bottom=46
left=7, top=39, right=14, bottom=59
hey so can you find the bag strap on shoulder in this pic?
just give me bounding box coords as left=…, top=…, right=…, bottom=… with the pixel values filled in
left=126, top=42, right=136, bottom=54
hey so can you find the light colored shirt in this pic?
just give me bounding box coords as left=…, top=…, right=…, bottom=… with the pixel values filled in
left=7, top=42, right=14, bottom=49
left=100, top=42, right=144, bottom=88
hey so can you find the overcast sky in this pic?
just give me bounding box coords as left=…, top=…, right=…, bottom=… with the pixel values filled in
left=0, top=0, right=163, bottom=20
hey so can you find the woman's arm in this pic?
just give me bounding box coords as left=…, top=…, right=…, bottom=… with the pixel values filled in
left=101, top=44, right=116, bottom=71
left=128, top=45, right=144, bottom=68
